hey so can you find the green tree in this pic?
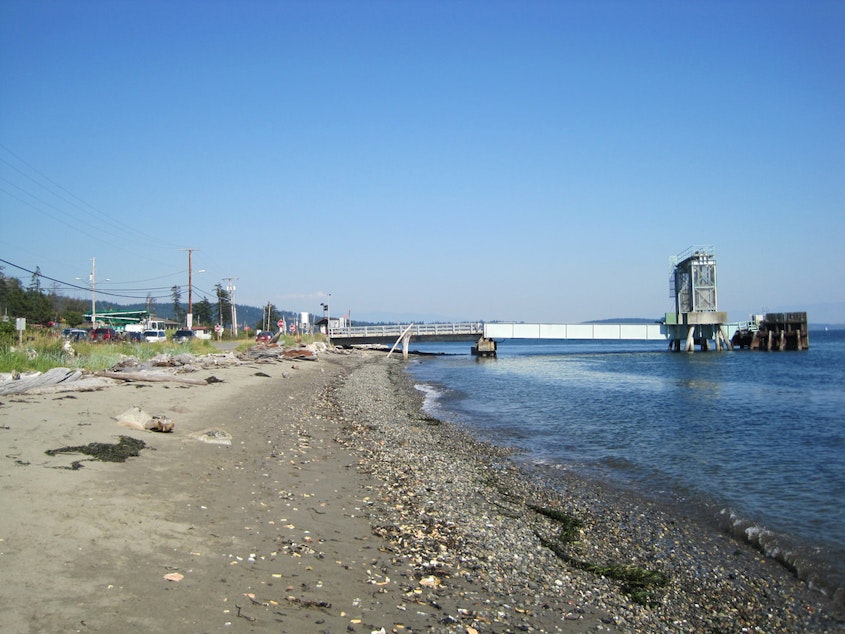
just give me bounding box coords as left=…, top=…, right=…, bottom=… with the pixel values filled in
left=29, top=266, right=42, bottom=293
left=24, top=288, right=53, bottom=324
left=0, top=270, right=53, bottom=325
left=63, top=309, right=85, bottom=327
left=171, top=285, right=184, bottom=325
left=194, top=297, right=213, bottom=326
left=214, top=283, right=231, bottom=327
left=256, top=302, right=281, bottom=331
left=0, top=271, right=23, bottom=316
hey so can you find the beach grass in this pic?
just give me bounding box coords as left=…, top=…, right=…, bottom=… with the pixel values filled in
left=0, top=332, right=217, bottom=373
left=1, top=331, right=330, bottom=373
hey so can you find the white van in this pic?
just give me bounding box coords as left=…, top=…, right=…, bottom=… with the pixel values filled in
left=143, top=330, right=167, bottom=343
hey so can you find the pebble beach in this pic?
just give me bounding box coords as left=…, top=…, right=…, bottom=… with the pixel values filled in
left=0, top=346, right=842, bottom=632
left=330, top=351, right=844, bottom=633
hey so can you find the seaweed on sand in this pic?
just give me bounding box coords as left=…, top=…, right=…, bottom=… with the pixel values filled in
left=46, top=435, right=148, bottom=465
left=531, top=504, right=669, bottom=606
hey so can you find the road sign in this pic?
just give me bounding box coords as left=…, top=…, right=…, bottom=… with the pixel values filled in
left=277, top=319, right=285, bottom=328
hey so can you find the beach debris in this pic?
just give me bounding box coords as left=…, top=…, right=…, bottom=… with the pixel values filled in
left=145, top=416, right=174, bottom=432
left=281, top=348, right=318, bottom=361
left=96, top=370, right=208, bottom=386
left=45, top=435, right=147, bottom=464
left=163, top=572, right=184, bottom=582
left=284, top=596, right=332, bottom=609
left=113, top=406, right=175, bottom=432
left=191, top=428, right=233, bottom=445
left=235, top=605, right=256, bottom=622
left=418, top=575, right=440, bottom=588
left=0, top=367, right=116, bottom=395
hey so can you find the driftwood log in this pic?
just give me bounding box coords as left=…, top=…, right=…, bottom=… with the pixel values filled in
left=95, top=371, right=208, bottom=386
left=0, top=368, right=116, bottom=395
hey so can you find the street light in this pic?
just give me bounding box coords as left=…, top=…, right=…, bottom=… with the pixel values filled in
left=76, top=257, right=107, bottom=328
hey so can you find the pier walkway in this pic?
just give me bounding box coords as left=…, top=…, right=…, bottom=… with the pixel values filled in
left=323, top=247, right=807, bottom=357
left=328, top=321, right=696, bottom=357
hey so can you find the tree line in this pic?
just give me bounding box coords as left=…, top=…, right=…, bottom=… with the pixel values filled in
left=0, top=267, right=275, bottom=331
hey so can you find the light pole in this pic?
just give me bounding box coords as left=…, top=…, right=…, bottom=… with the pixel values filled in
left=224, top=277, right=238, bottom=336
left=76, top=257, right=101, bottom=328
left=184, top=248, right=203, bottom=329
left=187, top=249, right=193, bottom=329
left=90, top=257, right=96, bottom=329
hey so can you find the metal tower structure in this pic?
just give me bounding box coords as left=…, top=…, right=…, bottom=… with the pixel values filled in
left=665, top=246, right=730, bottom=352
left=671, top=246, right=718, bottom=314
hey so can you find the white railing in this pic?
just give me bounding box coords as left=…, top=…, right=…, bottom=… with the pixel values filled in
left=329, top=322, right=483, bottom=339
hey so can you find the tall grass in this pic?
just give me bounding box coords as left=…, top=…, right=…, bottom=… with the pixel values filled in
left=1, top=331, right=325, bottom=374
left=0, top=334, right=217, bottom=373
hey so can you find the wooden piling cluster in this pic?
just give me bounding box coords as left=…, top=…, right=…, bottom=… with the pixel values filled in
left=731, top=312, right=809, bottom=351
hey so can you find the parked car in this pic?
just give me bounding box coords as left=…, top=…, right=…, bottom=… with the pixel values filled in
left=172, top=329, right=195, bottom=343
left=63, top=328, right=90, bottom=341
left=255, top=331, right=273, bottom=342
left=91, top=327, right=118, bottom=342
left=126, top=331, right=144, bottom=343
left=143, top=329, right=167, bottom=343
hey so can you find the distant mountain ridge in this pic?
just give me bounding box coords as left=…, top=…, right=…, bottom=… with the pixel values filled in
left=583, top=317, right=660, bottom=324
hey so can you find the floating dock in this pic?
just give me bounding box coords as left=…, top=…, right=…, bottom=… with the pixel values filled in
left=731, top=312, right=810, bottom=351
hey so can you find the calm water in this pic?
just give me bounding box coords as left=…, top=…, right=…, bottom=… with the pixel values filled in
left=404, top=329, right=845, bottom=600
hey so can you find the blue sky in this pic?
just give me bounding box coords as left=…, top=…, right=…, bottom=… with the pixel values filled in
left=2, top=1, right=843, bottom=324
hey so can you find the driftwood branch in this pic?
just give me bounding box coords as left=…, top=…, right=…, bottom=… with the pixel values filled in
left=95, top=371, right=208, bottom=386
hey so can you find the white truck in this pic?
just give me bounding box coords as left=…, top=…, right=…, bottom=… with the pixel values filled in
left=124, top=320, right=167, bottom=343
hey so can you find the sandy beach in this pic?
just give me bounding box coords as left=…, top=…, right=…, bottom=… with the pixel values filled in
left=1, top=346, right=843, bottom=633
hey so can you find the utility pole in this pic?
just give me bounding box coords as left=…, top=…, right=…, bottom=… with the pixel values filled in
left=224, top=276, right=238, bottom=336
left=90, top=257, right=96, bottom=328
left=76, top=258, right=101, bottom=328
left=182, top=248, right=198, bottom=329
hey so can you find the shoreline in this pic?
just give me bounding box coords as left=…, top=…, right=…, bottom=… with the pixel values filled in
left=337, top=353, right=844, bottom=632
left=401, top=341, right=845, bottom=612
left=0, top=347, right=843, bottom=632
left=497, top=430, right=845, bottom=611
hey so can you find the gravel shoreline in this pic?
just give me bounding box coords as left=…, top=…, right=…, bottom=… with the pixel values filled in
left=327, top=351, right=845, bottom=632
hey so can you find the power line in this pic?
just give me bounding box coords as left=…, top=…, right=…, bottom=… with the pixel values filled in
left=0, top=145, right=189, bottom=277
left=0, top=144, right=180, bottom=250
left=0, top=256, right=179, bottom=301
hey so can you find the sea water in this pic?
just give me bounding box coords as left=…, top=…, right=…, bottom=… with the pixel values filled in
left=404, top=329, right=845, bottom=601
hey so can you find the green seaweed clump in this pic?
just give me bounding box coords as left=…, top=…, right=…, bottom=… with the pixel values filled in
left=533, top=505, right=669, bottom=607
left=46, top=435, right=147, bottom=463
left=528, top=504, right=583, bottom=543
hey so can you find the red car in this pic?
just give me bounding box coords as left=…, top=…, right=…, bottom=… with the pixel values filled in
left=255, top=331, right=273, bottom=342
left=91, top=327, right=118, bottom=342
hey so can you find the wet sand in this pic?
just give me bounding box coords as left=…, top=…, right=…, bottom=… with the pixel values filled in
left=0, top=347, right=842, bottom=633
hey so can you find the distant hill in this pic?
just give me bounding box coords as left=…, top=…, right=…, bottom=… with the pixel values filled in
left=584, top=317, right=662, bottom=324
